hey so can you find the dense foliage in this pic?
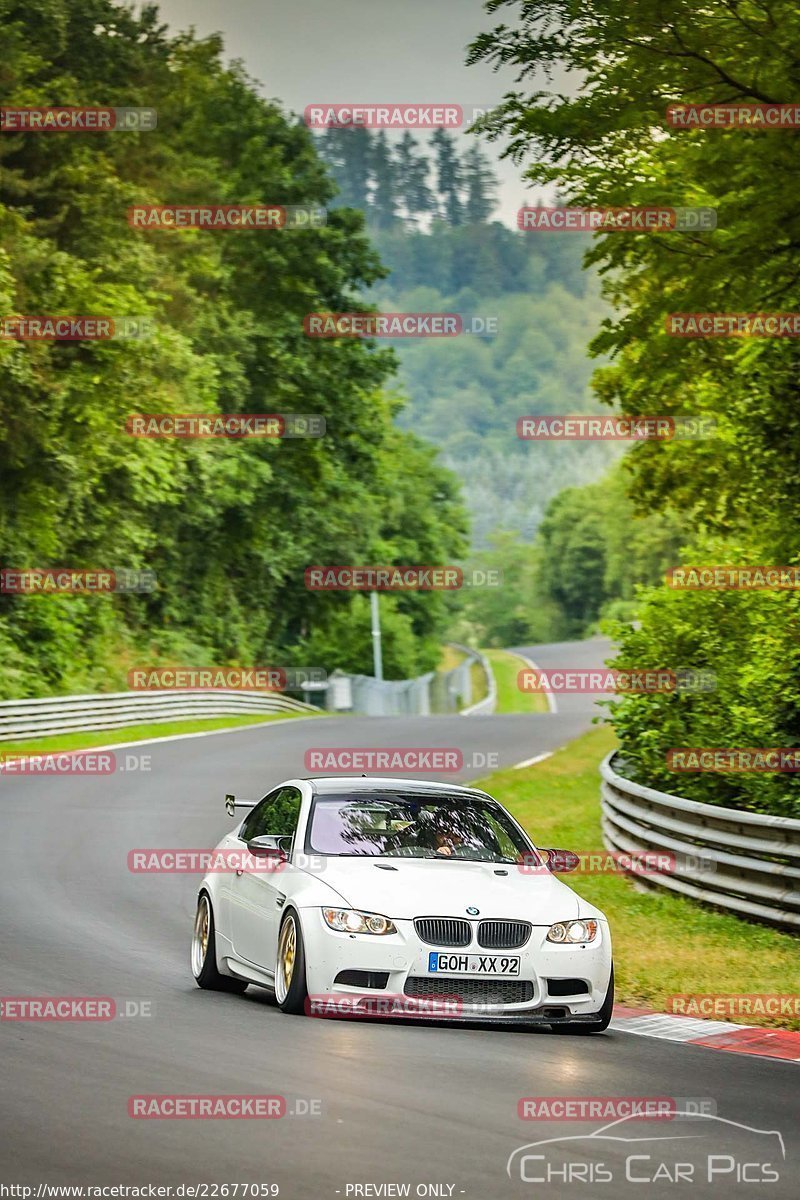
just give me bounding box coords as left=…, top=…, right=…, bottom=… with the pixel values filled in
left=0, top=0, right=467, bottom=695
left=471, top=0, right=800, bottom=813
left=448, top=464, right=683, bottom=646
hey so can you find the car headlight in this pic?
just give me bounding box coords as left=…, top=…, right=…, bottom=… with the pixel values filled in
left=322, top=908, right=397, bottom=935
left=547, top=919, right=598, bottom=944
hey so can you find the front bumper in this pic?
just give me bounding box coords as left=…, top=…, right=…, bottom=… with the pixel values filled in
left=300, top=909, right=612, bottom=1022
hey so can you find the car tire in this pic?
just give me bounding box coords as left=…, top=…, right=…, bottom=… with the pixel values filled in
left=275, top=909, right=308, bottom=1014
left=550, top=964, right=614, bottom=1034
left=191, top=892, right=248, bottom=993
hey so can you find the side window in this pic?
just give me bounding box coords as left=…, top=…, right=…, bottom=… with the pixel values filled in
left=240, top=787, right=302, bottom=843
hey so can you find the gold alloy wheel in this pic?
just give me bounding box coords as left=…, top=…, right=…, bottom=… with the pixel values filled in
left=275, top=915, right=297, bottom=1003
left=191, top=895, right=210, bottom=977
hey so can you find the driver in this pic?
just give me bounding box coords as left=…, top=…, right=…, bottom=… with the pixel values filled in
left=390, top=806, right=500, bottom=858
left=418, top=808, right=466, bottom=856
left=433, top=830, right=462, bottom=856
left=429, top=808, right=501, bottom=858
left=388, top=807, right=457, bottom=855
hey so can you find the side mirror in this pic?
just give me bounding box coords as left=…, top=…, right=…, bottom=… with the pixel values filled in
left=542, top=848, right=580, bottom=873
left=246, top=834, right=288, bottom=861
left=226, top=793, right=256, bottom=818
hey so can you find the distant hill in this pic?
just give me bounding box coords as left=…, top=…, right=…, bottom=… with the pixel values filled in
left=316, top=129, right=619, bottom=546
left=371, top=222, right=618, bottom=544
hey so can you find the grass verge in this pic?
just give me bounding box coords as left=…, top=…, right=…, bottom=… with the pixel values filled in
left=0, top=711, right=317, bottom=756
left=485, top=649, right=549, bottom=714
left=478, top=725, right=800, bottom=1029
left=469, top=658, right=489, bottom=706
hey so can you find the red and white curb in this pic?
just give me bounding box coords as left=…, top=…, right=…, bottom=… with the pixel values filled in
left=611, top=1004, right=800, bottom=1063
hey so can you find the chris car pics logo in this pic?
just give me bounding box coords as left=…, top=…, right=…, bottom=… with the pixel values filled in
left=507, top=1113, right=785, bottom=1185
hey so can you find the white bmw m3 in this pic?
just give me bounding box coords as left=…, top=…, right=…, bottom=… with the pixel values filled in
left=191, top=776, right=614, bottom=1031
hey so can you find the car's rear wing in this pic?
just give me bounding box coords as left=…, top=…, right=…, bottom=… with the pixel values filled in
left=225, top=793, right=256, bottom=818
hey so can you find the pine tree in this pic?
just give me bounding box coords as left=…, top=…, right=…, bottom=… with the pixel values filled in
left=319, top=126, right=371, bottom=211
left=431, top=130, right=464, bottom=225
left=368, top=131, right=399, bottom=228
left=463, top=144, right=497, bottom=224
left=395, top=132, right=434, bottom=224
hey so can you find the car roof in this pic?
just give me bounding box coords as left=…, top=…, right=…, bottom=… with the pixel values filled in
left=304, top=776, right=492, bottom=799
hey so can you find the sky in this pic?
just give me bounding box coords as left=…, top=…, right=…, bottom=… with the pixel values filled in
left=147, top=0, right=547, bottom=226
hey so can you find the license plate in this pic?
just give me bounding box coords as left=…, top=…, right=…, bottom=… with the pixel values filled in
left=427, top=951, right=520, bottom=976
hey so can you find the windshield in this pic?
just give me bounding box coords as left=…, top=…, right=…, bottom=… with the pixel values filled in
left=307, top=792, right=535, bottom=863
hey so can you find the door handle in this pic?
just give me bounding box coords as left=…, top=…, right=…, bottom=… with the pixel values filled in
left=236, top=869, right=243, bottom=877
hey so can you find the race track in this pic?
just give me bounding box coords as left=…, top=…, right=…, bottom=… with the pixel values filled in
left=1, top=639, right=796, bottom=1197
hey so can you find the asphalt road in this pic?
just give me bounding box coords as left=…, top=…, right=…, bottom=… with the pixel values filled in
left=1, top=638, right=797, bottom=1198
left=512, top=635, right=617, bottom=719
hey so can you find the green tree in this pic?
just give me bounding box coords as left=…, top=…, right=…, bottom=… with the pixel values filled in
left=445, top=531, right=558, bottom=648
left=395, top=131, right=434, bottom=225
left=0, top=0, right=466, bottom=695
left=317, top=126, right=372, bottom=212
left=536, top=489, right=610, bottom=635
left=470, top=0, right=800, bottom=544
left=368, top=131, right=399, bottom=229
left=462, top=144, right=497, bottom=224
left=470, top=0, right=800, bottom=811
left=431, top=129, right=464, bottom=225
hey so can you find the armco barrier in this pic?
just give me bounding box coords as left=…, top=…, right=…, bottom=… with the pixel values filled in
left=600, top=751, right=800, bottom=929
left=454, top=645, right=496, bottom=716
left=325, top=644, right=496, bottom=717
left=0, top=689, right=316, bottom=742
left=330, top=671, right=436, bottom=718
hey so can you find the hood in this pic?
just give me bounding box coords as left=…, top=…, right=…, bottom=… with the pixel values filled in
left=316, top=856, right=580, bottom=924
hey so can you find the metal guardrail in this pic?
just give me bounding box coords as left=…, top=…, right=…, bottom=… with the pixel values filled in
left=327, top=671, right=436, bottom=718
left=324, top=644, right=496, bottom=717
left=601, top=751, right=800, bottom=929
left=454, top=645, right=496, bottom=716
left=0, top=689, right=316, bottom=742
